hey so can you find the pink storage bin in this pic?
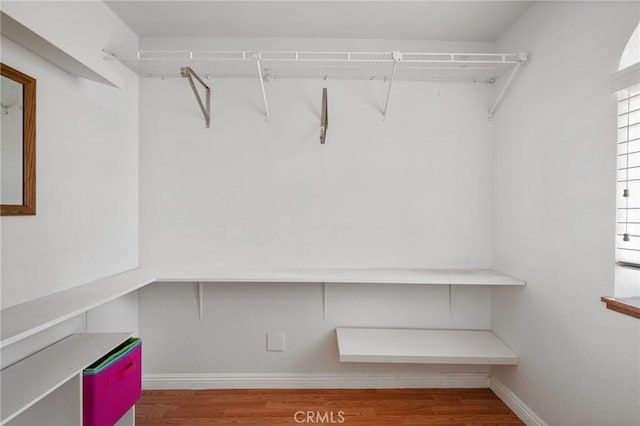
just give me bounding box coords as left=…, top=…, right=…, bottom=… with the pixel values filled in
left=83, top=338, right=142, bottom=426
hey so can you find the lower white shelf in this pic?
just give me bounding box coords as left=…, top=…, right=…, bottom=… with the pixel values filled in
left=0, top=332, right=132, bottom=425
left=336, top=328, right=519, bottom=365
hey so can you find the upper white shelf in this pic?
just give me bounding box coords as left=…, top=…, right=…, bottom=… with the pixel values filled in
left=1, top=333, right=131, bottom=425
left=107, top=50, right=528, bottom=83
left=155, top=267, right=526, bottom=286
left=1, top=267, right=524, bottom=349
left=1, top=11, right=123, bottom=88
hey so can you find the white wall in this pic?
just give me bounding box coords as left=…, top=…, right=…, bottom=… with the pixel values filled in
left=0, top=1, right=139, bottom=308
left=140, top=37, right=495, bottom=270
left=140, top=36, right=495, bottom=53
left=141, top=78, right=493, bottom=269
left=141, top=282, right=493, bottom=382
left=138, top=37, right=497, bottom=378
left=492, top=2, right=640, bottom=425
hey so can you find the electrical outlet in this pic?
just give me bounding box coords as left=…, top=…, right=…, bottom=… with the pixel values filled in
left=266, top=332, right=286, bottom=352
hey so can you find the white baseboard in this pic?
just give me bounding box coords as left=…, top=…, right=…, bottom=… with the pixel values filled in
left=490, top=375, right=548, bottom=426
left=144, top=372, right=490, bottom=390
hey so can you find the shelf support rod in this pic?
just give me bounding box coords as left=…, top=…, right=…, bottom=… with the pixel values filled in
left=383, top=52, right=401, bottom=120
left=180, top=67, right=211, bottom=128
left=488, top=52, right=528, bottom=117
left=254, top=54, right=271, bottom=122
left=198, top=282, right=204, bottom=320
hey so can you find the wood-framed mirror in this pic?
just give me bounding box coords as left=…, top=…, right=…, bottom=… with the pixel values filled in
left=1, top=63, right=36, bottom=216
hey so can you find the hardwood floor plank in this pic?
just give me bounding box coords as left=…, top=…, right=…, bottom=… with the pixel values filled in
left=465, top=423, right=526, bottom=426
left=401, top=415, right=524, bottom=425
left=431, top=406, right=513, bottom=415
left=135, top=388, right=524, bottom=425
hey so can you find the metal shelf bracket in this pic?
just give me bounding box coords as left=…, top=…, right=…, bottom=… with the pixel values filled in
left=181, top=67, right=211, bottom=128
left=383, top=51, right=402, bottom=120
left=252, top=53, right=271, bottom=122
left=320, top=87, right=328, bottom=144
left=488, top=52, right=529, bottom=118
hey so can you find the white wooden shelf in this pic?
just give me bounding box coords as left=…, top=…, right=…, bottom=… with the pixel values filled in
left=0, top=270, right=154, bottom=348
left=336, top=328, right=519, bottom=365
left=0, top=333, right=131, bottom=425
left=1, top=11, right=123, bottom=88
left=155, top=267, right=526, bottom=286
left=2, top=267, right=525, bottom=348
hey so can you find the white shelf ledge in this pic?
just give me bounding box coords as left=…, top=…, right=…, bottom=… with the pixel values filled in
left=1, top=12, right=123, bottom=88
left=0, top=333, right=131, bottom=425
left=1, top=267, right=525, bottom=348
left=336, top=327, right=519, bottom=365
left=0, top=270, right=154, bottom=349
left=155, top=267, right=526, bottom=286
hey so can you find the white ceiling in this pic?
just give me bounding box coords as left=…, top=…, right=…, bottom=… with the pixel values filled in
left=105, top=1, right=533, bottom=41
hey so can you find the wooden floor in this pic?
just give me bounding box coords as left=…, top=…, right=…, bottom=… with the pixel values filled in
left=135, top=388, right=524, bottom=425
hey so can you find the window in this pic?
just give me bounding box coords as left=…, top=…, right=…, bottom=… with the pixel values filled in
left=616, top=23, right=640, bottom=267
left=617, top=84, right=640, bottom=266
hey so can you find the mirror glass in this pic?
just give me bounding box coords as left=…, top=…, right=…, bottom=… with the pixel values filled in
left=1, top=63, right=35, bottom=216
left=1, top=75, right=24, bottom=205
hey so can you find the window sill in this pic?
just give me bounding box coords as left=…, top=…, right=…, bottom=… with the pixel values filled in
left=601, top=296, right=640, bottom=319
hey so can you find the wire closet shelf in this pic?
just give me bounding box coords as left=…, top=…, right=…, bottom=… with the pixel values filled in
left=106, top=50, right=528, bottom=82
